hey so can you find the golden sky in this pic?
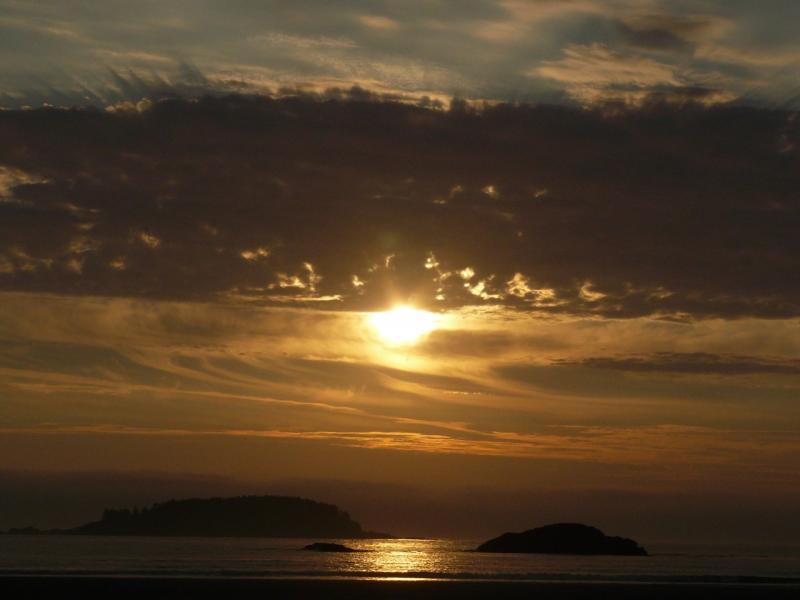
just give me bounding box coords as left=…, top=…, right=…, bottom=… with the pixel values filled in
left=1, top=288, right=799, bottom=538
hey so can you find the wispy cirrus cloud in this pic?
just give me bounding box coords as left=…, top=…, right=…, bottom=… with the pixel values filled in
left=4, top=423, right=799, bottom=476
left=534, top=42, right=734, bottom=105
left=558, top=353, right=800, bottom=376
left=2, top=1, right=800, bottom=108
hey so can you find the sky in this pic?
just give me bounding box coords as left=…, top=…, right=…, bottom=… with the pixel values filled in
left=3, top=0, right=800, bottom=108
left=1, top=1, right=799, bottom=543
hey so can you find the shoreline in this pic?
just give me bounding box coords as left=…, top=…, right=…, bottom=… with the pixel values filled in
left=1, top=571, right=799, bottom=584
left=1, top=575, right=799, bottom=599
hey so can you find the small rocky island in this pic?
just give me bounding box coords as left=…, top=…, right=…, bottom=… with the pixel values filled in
left=52, top=495, right=390, bottom=538
left=476, top=523, right=648, bottom=556
left=303, top=542, right=359, bottom=552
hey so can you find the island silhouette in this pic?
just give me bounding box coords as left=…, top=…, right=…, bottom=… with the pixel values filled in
left=303, top=542, right=360, bottom=552
left=3, top=495, right=649, bottom=556
left=50, top=495, right=391, bottom=538
left=476, top=523, right=648, bottom=556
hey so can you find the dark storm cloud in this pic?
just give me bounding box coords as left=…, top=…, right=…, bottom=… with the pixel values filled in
left=1, top=94, right=799, bottom=318
left=559, top=353, right=800, bottom=376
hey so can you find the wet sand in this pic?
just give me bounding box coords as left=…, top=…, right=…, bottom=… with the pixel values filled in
left=1, top=576, right=799, bottom=599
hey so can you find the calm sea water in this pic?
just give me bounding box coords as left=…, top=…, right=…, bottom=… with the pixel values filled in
left=1, top=536, right=799, bottom=583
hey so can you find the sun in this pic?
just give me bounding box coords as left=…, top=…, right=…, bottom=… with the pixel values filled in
left=368, top=306, right=440, bottom=346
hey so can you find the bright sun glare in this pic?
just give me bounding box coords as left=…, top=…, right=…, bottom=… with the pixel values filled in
left=368, top=306, right=440, bottom=346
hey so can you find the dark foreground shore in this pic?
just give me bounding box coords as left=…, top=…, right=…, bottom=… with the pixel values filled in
left=1, top=577, right=799, bottom=599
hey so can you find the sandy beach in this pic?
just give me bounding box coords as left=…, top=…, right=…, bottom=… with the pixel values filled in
left=2, top=577, right=799, bottom=599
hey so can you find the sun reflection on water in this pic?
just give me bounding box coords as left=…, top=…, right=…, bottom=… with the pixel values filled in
left=335, top=539, right=450, bottom=578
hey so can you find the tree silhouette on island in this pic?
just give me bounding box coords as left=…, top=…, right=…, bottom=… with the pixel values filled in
left=66, top=495, right=391, bottom=538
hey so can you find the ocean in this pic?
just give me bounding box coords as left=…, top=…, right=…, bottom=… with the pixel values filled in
left=1, top=536, right=799, bottom=584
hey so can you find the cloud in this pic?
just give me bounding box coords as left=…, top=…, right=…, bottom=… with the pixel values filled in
left=499, top=0, right=606, bottom=24
left=0, top=95, right=798, bottom=319
left=536, top=43, right=682, bottom=87
left=418, top=328, right=568, bottom=357
left=358, top=15, right=401, bottom=31
left=2, top=290, right=799, bottom=510
left=0, top=165, right=47, bottom=198
left=250, top=32, right=358, bottom=51
left=559, top=352, right=800, bottom=376
left=616, top=23, right=692, bottom=52
left=4, top=423, right=798, bottom=473
left=533, top=43, right=734, bottom=105
left=615, top=13, right=733, bottom=52
left=3, top=1, right=800, bottom=108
